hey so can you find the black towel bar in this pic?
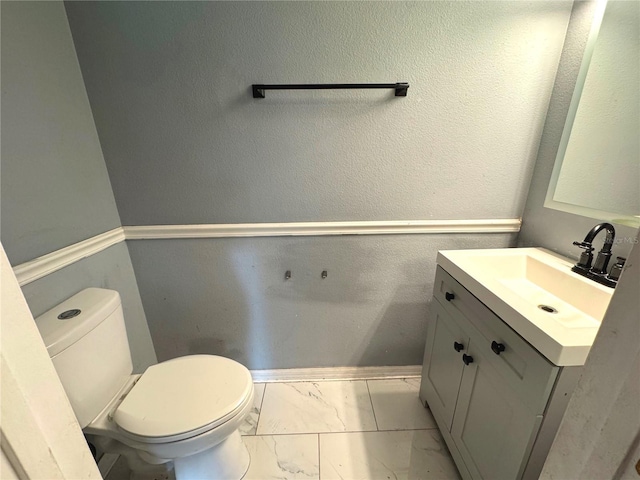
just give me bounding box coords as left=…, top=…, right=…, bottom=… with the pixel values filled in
left=252, top=83, right=409, bottom=98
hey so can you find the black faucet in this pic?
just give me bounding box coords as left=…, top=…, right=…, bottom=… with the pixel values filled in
left=572, top=223, right=620, bottom=288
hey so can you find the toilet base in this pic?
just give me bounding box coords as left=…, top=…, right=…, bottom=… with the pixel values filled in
left=87, top=435, right=174, bottom=480
left=173, top=431, right=250, bottom=480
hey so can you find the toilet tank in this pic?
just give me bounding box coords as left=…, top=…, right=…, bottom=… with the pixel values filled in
left=35, top=288, right=133, bottom=428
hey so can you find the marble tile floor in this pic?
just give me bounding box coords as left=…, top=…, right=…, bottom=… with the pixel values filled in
left=105, top=378, right=460, bottom=480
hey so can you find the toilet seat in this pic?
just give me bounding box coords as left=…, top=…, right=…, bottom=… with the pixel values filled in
left=113, top=355, right=253, bottom=443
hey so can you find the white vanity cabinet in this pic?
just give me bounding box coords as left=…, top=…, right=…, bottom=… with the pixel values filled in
left=420, top=266, right=582, bottom=480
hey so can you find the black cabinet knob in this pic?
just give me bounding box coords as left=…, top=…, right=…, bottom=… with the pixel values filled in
left=454, top=341, right=464, bottom=352
left=445, top=292, right=455, bottom=302
left=462, top=353, right=474, bottom=365
left=491, top=341, right=506, bottom=355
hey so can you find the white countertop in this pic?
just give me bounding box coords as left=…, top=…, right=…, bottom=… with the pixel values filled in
left=437, top=248, right=613, bottom=366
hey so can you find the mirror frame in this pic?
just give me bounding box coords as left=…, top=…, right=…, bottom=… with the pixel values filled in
left=545, top=0, right=640, bottom=228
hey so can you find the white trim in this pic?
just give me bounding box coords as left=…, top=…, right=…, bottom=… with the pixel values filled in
left=13, top=228, right=125, bottom=286
left=12, top=219, right=521, bottom=286
left=123, top=219, right=521, bottom=240
left=250, top=365, right=422, bottom=383
left=1, top=245, right=102, bottom=479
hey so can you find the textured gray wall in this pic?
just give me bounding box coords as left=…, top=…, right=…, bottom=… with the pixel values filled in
left=518, top=1, right=638, bottom=259
left=21, top=243, right=157, bottom=373
left=1, top=1, right=121, bottom=265
left=128, top=234, right=517, bottom=369
left=64, top=1, right=575, bottom=369
left=66, top=1, right=572, bottom=225
left=0, top=2, right=157, bottom=371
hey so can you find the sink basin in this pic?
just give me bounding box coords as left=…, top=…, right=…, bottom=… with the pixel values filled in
left=437, top=248, right=613, bottom=366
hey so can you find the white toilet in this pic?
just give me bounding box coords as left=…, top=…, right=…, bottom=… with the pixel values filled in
left=35, top=288, right=254, bottom=480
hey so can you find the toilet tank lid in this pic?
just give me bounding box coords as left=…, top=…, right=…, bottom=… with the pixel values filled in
left=34, top=288, right=121, bottom=357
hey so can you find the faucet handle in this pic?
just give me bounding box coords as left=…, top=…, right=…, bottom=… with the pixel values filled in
left=573, top=241, right=594, bottom=269
left=607, top=257, right=626, bottom=282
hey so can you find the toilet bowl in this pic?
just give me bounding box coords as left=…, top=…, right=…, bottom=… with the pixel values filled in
left=87, top=355, right=254, bottom=479
left=34, top=288, right=254, bottom=480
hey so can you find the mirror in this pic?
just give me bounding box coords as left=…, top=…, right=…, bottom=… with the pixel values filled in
left=546, top=0, right=639, bottom=227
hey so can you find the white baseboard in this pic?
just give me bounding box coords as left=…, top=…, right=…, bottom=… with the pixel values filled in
left=250, top=365, right=422, bottom=383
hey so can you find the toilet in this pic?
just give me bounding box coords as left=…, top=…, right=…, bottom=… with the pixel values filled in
left=34, top=288, right=254, bottom=480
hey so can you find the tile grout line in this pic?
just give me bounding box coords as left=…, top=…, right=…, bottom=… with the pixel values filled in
left=365, top=380, right=380, bottom=431
left=254, top=383, right=268, bottom=436
left=317, top=433, right=321, bottom=480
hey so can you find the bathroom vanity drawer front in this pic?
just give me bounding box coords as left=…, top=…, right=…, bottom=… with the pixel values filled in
left=434, top=266, right=489, bottom=335
left=434, top=266, right=559, bottom=414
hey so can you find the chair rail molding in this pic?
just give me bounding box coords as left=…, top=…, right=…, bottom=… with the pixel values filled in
left=123, top=219, right=521, bottom=239
left=12, top=219, right=521, bottom=285
left=12, top=228, right=126, bottom=286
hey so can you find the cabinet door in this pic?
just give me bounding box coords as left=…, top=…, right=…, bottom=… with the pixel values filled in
left=451, top=342, right=542, bottom=480
left=420, top=300, right=468, bottom=432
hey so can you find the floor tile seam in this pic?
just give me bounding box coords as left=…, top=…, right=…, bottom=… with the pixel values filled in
left=253, top=382, right=268, bottom=435
left=317, top=433, right=321, bottom=480
left=364, top=379, right=380, bottom=431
